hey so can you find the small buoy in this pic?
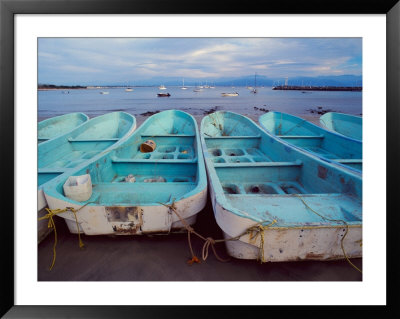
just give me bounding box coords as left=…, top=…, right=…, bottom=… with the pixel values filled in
left=140, top=140, right=156, bottom=153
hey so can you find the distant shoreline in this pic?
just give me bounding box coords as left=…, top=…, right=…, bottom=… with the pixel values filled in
left=38, top=85, right=87, bottom=90
left=272, top=85, right=362, bottom=92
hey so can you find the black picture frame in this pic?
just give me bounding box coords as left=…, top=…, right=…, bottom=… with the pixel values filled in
left=1, top=0, right=398, bottom=317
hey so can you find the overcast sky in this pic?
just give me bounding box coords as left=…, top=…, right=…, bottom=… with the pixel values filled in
left=38, top=38, right=362, bottom=85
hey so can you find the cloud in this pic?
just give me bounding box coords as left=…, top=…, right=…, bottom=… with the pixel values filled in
left=38, top=37, right=362, bottom=84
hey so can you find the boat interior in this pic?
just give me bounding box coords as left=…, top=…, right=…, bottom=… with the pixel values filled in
left=202, top=112, right=362, bottom=226
left=38, top=113, right=88, bottom=143
left=52, top=111, right=202, bottom=206
left=320, top=112, right=362, bottom=141
left=38, top=112, right=134, bottom=187
left=259, top=112, right=362, bottom=171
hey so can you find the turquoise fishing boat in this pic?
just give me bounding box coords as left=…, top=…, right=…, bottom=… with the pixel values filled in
left=319, top=112, right=362, bottom=141
left=258, top=112, right=362, bottom=172
left=38, top=112, right=136, bottom=242
left=43, top=110, right=207, bottom=236
left=201, top=111, right=362, bottom=262
left=38, top=112, right=89, bottom=144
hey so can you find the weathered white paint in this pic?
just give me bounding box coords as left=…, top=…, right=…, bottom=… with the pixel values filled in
left=44, top=187, right=207, bottom=235
left=211, top=184, right=362, bottom=262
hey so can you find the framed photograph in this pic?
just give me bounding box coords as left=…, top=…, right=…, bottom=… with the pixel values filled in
left=1, top=0, right=398, bottom=317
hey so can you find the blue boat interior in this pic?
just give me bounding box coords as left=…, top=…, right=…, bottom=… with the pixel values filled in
left=202, top=112, right=362, bottom=227
left=320, top=112, right=362, bottom=141
left=38, top=112, right=134, bottom=187
left=259, top=112, right=362, bottom=171
left=48, top=110, right=203, bottom=206
left=38, top=112, right=88, bottom=143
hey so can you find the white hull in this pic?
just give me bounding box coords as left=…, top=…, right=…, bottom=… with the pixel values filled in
left=38, top=189, right=53, bottom=243
left=207, top=175, right=362, bottom=261
left=221, top=93, right=239, bottom=97
left=44, top=187, right=207, bottom=235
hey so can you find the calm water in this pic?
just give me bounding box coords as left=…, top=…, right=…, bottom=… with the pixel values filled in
left=38, top=86, right=362, bottom=120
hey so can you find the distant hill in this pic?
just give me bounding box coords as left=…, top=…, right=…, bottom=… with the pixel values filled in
left=42, top=74, right=362, bottom=88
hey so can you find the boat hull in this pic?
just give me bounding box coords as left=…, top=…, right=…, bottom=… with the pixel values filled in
left=208, top=182, right=361, bottom=261
left=43, top=110, right=207, bottom=236
left=45, top=187, right=207, bottom=235
left=38, top=112, right=136, bottom=243
left=201, top=111, right=362, bottom=262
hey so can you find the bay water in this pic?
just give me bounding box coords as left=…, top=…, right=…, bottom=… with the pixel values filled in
left=38, top=86, right=362, bottom=121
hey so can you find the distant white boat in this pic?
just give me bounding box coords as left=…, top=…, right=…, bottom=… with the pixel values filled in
left=181, top=79, right=187, bottom=90
left=159, top=85, right=166, bottom=90
left=251, top=72, right=258, bottom=94
left=193, top=88, right=203, bottom=92
left=221, top=92, right=239, bottom=97
left=125, top=88, right=133, bottom=92
left=100, top=91, right=109, bottom=95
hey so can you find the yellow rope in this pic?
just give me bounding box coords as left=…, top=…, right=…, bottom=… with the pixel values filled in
left=294, top=194, right=362, bottom=273
left=160, top=199, right=277, bottom=264
left=246, top=220, right=277, bottom=263
left=38, top=203, right=90, bottom=270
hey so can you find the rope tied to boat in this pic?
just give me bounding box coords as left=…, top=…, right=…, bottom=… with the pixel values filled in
left=293, top=194, right=362, bottom=273
left=160, top=199, right=280, bottom=264
left=246, top=220, right=277, bottom=263
left=159, top=200, right=230, bottom=264
left=38, top=202, right=90, bottom=270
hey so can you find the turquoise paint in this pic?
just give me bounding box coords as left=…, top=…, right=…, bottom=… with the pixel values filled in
left=319, top=112, right=362, bottom=141
left=43, top=110, right=207, bottom=207
left=201, top=111, right=362, bottom=228
left=38, top=112, right=136, bottom=189
left=259, top=112, right=362, bottom=172
left=38, top=112, right=89, bottom=143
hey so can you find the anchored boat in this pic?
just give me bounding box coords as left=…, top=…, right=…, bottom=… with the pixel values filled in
left=38, top=112, right=136, bottom=242
left=221, top=92, right=239, bottom=97
left=200, top=111, right=362, bottom=262
left=157, top=93, right=171, bottom=97
left=258, top=112, right=362, bottom=172
left=43, top=110, right=207, bottom=236
left=38, top=112, right=89, bottom=144
left=319, top=112, right=362, bottom=141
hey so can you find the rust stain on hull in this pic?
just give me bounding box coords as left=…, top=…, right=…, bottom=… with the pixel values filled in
left=107, top=206, right=143, bottom=235
left=318, top=165, right=328, bottom=179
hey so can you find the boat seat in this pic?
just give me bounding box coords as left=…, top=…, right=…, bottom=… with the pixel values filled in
left=277, top=135, right=324, bottom=139
left=141, top=134, right=195, bottom=137
left=213, top=160, right=302, bottom=168
left=204, top=135, right=261, bottom=139
left=38, top=168, right=67, bottom=174
left=68, top=137, right=120, bottom=142
left=333, top=159, right=362, bottom=164
left=111, top=157, right=197, bottom=163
